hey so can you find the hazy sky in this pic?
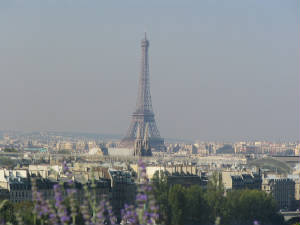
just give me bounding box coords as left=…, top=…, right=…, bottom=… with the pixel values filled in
left=0, top=0, right=299, bottom=141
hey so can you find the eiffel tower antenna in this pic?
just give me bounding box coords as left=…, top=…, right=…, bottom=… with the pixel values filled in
left=120, top=34, right=164, bottom=150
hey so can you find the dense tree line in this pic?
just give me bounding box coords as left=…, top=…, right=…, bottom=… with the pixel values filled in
left=152, top=171, right=285, bottom=225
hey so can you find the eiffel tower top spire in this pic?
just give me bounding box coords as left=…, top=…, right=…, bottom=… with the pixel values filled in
left=135, top=32, right=152, bottom=113
left=120, top=34, right=164, bottom=150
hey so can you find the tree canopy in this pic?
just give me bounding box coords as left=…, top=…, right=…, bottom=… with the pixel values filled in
left=152, top=171, right=284, bottom=225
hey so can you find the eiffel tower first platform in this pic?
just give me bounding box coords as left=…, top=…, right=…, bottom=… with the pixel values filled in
left=120, top=34, right=164, bottom=150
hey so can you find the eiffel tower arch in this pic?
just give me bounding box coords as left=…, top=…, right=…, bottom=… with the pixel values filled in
left=120, top=34, right=164, bottom=150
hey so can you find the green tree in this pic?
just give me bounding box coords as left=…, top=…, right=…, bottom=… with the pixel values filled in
left=224, top=189, right=284, bottom=225
left=185, top=185, right=210, bottom=225
left=14, top=201, right=35, bottom=225
left=0, top=200, right=16, bottom=224
left=152, top=170, right=170, bottom=224
left=168, top=185, right=186, bottom=225
left=205, top=172, right=226, bottom=223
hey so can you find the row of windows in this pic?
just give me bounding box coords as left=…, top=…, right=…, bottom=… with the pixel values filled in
left=11, top=191, right=30, bottom=198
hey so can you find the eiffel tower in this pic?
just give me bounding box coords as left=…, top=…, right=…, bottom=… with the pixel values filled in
left=120, top=34, right=164, bottom=150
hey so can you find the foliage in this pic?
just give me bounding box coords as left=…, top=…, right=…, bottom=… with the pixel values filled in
left=168, top=185, right=186, bottom=225
left=223, top=190, right=284, bottom=225
left=152, top=171, right=169, bottom=223
left=13, top=201, right=34, bottom=224
left=0, top=160, right=159, bottom=225
left=0, top=200, right=16, bottom=224
left=185, top=185, right=209, bottom=225
left=0, top=201, right=35, bottom=224
left=2, top=148, right=18, bottom=153
left=205, top=172, right=226, bottom=223
left=152, top=171, right=285, bottom=225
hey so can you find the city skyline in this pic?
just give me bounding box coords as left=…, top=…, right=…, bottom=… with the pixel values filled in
left=0, top=1, right=299, bottom=141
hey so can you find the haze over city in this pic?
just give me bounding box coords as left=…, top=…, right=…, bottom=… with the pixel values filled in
left=0, top=1, right=300, bottom=225
left=0, top=0, right=299, bottom=141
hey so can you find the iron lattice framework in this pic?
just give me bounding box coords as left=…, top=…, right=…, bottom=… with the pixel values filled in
left=120, top=34, right=164, bottom=150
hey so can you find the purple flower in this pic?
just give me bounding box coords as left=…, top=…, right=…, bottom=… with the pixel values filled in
left=54, top=184, right=70, bottom=224
left=32, top=179, right=52, bottom=220
left=62, top=161, right=69, bottom=174
left=136, top=193, right=147, bottom=202
left=119, top=159, right=159, bottom=225
left=60, top=215, right=70, bottom=223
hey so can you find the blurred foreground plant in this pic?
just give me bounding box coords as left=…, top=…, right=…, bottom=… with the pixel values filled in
left=0, top=160, right=159, bottom=225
